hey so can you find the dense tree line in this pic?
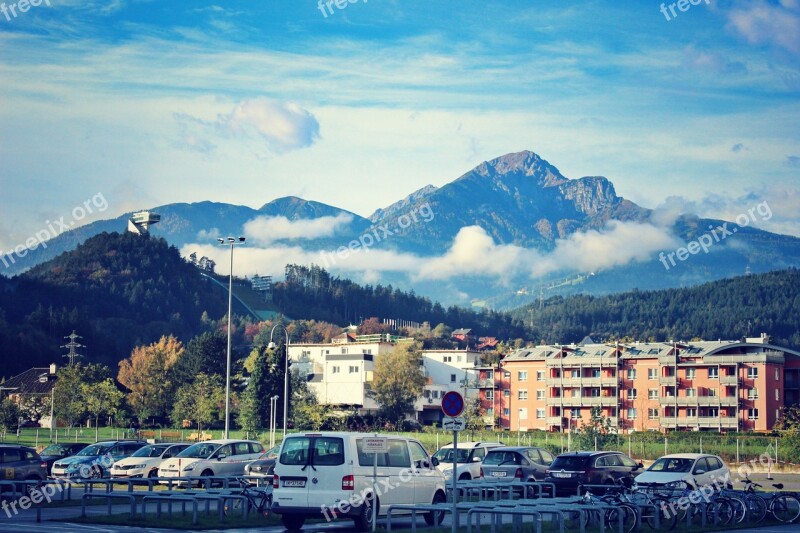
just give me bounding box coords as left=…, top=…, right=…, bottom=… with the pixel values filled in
left=515, top=268, right=800, bottom=347
left=276, top=264, right=526, bottom=339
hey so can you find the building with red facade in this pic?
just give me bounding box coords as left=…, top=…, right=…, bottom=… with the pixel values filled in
left=478, top=334, right=800, bottom=433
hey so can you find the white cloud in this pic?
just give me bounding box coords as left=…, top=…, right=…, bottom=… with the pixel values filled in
left=727, top=1, right=800, bottom=57
left=218, top=98, right=320, bottom=152
left=243, top=212, right=353, bottom=245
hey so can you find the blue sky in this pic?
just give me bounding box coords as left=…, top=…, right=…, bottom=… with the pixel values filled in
left=1, top=0, right=799, bottom=256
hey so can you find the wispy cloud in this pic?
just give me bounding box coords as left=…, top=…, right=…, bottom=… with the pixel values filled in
left=727, top=0, right=800, bottom=58
left=243, top=213, right=353, bottom=245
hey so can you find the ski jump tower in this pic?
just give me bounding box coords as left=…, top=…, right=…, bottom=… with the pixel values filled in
left=128, top=211, right=161, bottom=235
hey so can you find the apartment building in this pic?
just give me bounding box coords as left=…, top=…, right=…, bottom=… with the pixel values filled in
left=484, top=334, right=800, bottom=433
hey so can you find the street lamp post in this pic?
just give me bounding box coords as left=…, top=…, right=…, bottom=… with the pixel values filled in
left=268, top=325, right=291, bottom=440
left=218, top=236, right=246, bottom=439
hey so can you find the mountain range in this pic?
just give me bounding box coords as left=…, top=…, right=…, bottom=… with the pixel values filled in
left=4, top=150, right=800, bottom=308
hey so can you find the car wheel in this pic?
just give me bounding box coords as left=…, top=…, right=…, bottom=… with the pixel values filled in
left=200, top=469, right=215, bottom=488
left=281, top=515, right=306, bottom=531
left=458, top=473, right=471, bottom=481
left=89, top=466, right=103, bottom=479
left=148, top=469, right=158, bottom=478
left=353, top=493, right=377, bottom=532
left=425, top=491, right=446, bottom=526
left=23, top=476, right=42, bottom=497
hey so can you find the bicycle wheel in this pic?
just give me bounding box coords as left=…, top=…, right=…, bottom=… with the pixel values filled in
left=745, top=493, right=767, bottom=523
left=606, top=503, right=637, bottom=533
left=726, top=496, right=747, bottom=524
left=709, top=499, right=734, bottom=526
left=647, top=497, right=678, bottom=531
left=770, top=494, right=800, bottom=523
left=223, top=495, right=245, bottom=517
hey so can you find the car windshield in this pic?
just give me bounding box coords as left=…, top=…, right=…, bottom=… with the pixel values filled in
left=483, top=451, right=521, bottom=466
left=77, top=444, right=109, bottom=457
left=550, top=456, right=590, bottom=470
left=176, top=442, right=218, bottom=459
left=40, top=444, right=69, bottom=456
left=130, top=445, right=166, bottom=458
left=648, top=458, right=693, bottom=473
left=433, top=448, right=471, bottom=464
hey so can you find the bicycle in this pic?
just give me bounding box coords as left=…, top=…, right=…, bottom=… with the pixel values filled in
left=223, top=477, right=272, bottom=518
left=601, top=479, right=676, bottom=532
left=742, top=477, right=800, bottom=523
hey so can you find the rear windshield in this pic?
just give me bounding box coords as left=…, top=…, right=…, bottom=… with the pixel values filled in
left=483, top=451, right=522, bottom=466
left=550, top=456, right=590, bottom=470
left=280, top=436, right=345, bottom=467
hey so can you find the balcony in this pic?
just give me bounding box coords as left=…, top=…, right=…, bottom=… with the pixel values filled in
left=476, top=379, right=496, bottom=388
left=546, top=416, right=564, bottom=426
left=661, top=417, right=678, bottom=428
left=720, top=375, right=738, bottom=385
left=659, top=376, right=677, bottom=385
left=676, top=417, right=738, bottom=429
left=601, top=377, right=619, bottom=387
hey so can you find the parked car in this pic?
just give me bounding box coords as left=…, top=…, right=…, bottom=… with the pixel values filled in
left=51, top=440, right=146, bottom=479
left=272, top=432, right=447, bottom=531
left=479, top=446, right=555, bottom=483
left=158, top=439, right=265, bottom=485
left=244, top=445, right=280, bottom=478
left=545, top=451, right=644, bottom=495
left=432, top=441, right=503, bottom=480
left=110, top=443, right=190, bottom=479
left=38, top=443, right=88, bottom=475
left=0, top=444, right=48, bottom=482
left=634, top=453, right=731, bottom=490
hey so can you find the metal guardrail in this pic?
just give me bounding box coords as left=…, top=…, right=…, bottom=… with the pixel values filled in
left=80, top=492, right=137, bottom=519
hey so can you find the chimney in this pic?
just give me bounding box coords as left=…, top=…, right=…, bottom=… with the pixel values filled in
left=49, top=363, right=57, bottom=375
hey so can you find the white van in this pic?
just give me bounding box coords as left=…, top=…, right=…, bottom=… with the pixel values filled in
left=272, top=432, right=447, bottom=531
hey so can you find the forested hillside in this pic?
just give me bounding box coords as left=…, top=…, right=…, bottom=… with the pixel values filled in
left=515, top=269, right=800, bottom=347
left=0, top=232, right=229, bottom=377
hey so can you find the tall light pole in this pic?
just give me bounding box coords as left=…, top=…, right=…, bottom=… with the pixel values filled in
left=218, top=236, right=246, bottom=439
left=268, top=324, right=291, bottom=439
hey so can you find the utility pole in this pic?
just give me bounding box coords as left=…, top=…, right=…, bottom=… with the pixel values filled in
left=61, top=331, right=84, bottom=366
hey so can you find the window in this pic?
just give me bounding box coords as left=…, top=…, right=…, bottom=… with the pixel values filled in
left=518, top=371, right=528, bottom=381
left=349, top=365, right=358, bottom=373
left=748, top=388, right=759, bottom=400
left=457, top=356, right=462, bottom=363
left=627, top=408, right=637, bottom=419
left=748, top=408, right=759, bottom=420
left=648, top=389, right=658, bottom=400
left=536, top=390, right=545, bottom=400
left=686, top=408, right=697, bottom=417
left=341, top=348, right=348, bottom=354
left=570, top=409, right=581, bottom=419
left=537, top=371, right=545, bottom=381
left=518, top=390, right=528, bottom=400
left=648, top=408, right=659, bottom=420
left=686, top=388, right=696, bottom=397
left=503, top=408, right=510, bottom=416
left=450, top=374, right=456, bottom=383
left=589, top=369, right=600, bottom=378
left=776, top=389, right=780, bottom=401
left=486, top=408, right=494, bottom=416
left=504, top=389, right=510, bottom=397
left=571, top=388, right=580, bottom=398
left=629, top=388, right=637, bottom=400
left=589, top=388, right=600, bottom=398
left=443, top=356, right=452, bottom=363
left=486, top=390, right=494, bottom=400
left=686, top=368, right=696, bottom=379
left=332, top=366, right=340, bottom=374
left=572, top=370, right=580, bottom=378
left=409, top=441, right=430, bottom=468
left=707, top=388, right=717, bottom=397
left=627, top=369, right=636, bottom=380
left=504, top=371, right=511, bottom=378
left=707, top=408, right=719, bottom=418
left=708, top=367, right=719, bottom=379
left=747, top=368, right=759, bottom=379
left=776, top=368, right=780, bottom=381
left=648, top=368, right=658, bottom=380
left=536, top=408, right=545, bottom=419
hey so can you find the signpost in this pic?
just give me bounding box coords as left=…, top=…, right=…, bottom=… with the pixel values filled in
left=441, top=391, right=465, bottom=533
left=363, top=436, right=387, bottom=533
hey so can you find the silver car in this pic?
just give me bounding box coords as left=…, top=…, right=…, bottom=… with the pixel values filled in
left=480, top=446, right=555, bottom=482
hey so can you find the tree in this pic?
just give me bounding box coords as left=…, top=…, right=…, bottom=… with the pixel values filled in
left=291, top=369, right=334, bottom=431
left=52, top=363, right=111, bottom=428
left=18, top=394, right=51, bottom=424
left=169, top=331, right=228, bottom=388
left=82, top=379, right=124, bottom=441
left=576, top=407, right=616, bottom=450
left=118, top=335, right=184, bottom=425
left=171, top=373, right=225, bottom=431
left=239, top=347, right=284, bottom=431
left=370, top=342, right=426, bottom=424
left=0, top=398, right=22, bottom=432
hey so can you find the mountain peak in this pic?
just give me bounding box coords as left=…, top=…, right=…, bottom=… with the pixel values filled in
left=473, top=150, right=569, bottom=188
left=369, top=184, right=438, bottom=222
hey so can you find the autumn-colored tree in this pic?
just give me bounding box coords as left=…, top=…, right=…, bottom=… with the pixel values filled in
left=358, top=317, right=391, bottom=335
left=370, top=342, right=426, bottom=424
left=118, top=335, right=185, bottom=425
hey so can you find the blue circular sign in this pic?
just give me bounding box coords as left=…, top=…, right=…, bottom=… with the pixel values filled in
left=441, top=391, right=465, bottom=417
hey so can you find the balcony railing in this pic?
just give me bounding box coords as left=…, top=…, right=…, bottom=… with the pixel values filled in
left=676, top=417, right=738, bottom=428
left=720, top=375, right=738, bottom=385
left=476, top=379, right=496, bottom=388
left=659, top=376, right=677, bottom=385
left=546, top=416, right=564, bottom=426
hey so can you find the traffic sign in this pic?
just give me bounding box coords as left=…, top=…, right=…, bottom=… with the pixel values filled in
left=362, top=437, right=388, bottom=453
left=442, top=417, right=466, bottom=431
left=441, top=391, right=465, bottom=417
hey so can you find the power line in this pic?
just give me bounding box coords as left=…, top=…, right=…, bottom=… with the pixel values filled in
left=61, top=330, right=85, bottom=366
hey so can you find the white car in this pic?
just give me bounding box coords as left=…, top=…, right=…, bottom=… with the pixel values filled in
left=158, top=439, right=265, bottom=484
left=432, top=441, right=503, bottom=480
left=634, top=453, right=731, bottom=490
left=110, top=443, right=189, bottom=479
left=272, top=432, right=447, bottom=532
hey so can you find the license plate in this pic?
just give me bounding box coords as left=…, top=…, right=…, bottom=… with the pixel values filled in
left=283, top=480, right=306, bottom=487
left=491, top=471, right=507, bottom=477
left=552, top=472, right=571, bottom=478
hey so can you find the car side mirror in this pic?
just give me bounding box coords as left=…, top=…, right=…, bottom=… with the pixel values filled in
left=695, top=469, right=705, bottom=475
left=217, top=454, right=227, bottom=460
left=431, top=457, right=440, bottom=467
left=472, top=457, right=482, bottom=463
